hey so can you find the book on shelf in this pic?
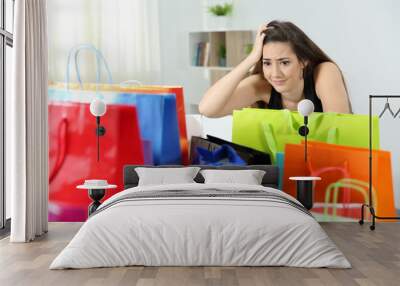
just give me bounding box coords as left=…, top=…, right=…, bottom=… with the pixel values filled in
left=195, top=41, right=210, bottom=67
left=195, top=42, right=201, bottom=66
left=203, top=42, right=210, bottom=66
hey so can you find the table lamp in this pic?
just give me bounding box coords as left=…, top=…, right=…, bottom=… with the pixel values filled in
left=90, top=99, right=107, bottom=161
left=297, top=99, right=314, bottom=162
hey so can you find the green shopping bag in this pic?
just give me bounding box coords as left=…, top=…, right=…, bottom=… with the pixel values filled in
left=232, top=108, right=380, bottom=163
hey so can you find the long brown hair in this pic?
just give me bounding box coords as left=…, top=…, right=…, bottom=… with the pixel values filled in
left=253, top=20, right=337, bottom=79
left=251, top=20, right=350, bottom=110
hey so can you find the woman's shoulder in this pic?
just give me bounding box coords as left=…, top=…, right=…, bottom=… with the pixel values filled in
left=312, top=62, right=351, bottom=113
left=313, top=62, right=342, bottom=81
left=313, top=62, right=344, bottom=93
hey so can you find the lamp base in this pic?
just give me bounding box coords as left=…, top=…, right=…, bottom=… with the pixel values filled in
left=88, top=189, right=105, bottom=216
left=296, top=180, right=313, bottom=210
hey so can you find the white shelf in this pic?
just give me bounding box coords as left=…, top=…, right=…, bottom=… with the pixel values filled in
left=189, top=30, right=254, bottom=84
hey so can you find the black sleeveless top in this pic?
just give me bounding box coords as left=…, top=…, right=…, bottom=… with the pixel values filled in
left=256, top=72, right=323, bottom=112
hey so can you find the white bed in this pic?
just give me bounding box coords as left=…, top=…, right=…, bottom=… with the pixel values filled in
left=50, top=180, right=351, bottom=269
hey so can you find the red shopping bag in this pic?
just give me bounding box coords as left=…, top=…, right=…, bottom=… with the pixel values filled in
left=48, top=102, right=144, bottom=222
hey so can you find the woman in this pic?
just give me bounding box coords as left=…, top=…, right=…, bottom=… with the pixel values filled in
left=199, top=20, right=352, bottom=117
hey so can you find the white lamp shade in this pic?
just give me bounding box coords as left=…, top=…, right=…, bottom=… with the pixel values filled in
left=90, top=99, right=107, bottom=117
left=298, top=99, right=314, bottom=116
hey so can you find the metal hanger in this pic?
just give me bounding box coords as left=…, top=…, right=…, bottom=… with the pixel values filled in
left=394, top=106, right=400, bottom=118
left=379, top=97, right=395, bottom=118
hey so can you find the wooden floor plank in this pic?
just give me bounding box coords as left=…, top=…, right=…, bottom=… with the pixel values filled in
left=0, top=222, right=399, bottom=286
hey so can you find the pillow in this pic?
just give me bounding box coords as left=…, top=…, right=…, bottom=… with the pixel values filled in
left=200, top=169, right=266, bottom=185
left=135, top=167, right=201, bottom=186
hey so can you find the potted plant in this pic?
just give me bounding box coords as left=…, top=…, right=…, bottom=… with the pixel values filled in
left=208, top=3, right=233, bottom=16
left=244, top=43, right=253, bottom=56
left=218, top=44, right=226, bottom=67
left=207, top=2, right=233, bottom=29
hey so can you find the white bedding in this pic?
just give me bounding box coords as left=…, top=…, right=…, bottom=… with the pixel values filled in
left=50, top=183, right=351, bottom=269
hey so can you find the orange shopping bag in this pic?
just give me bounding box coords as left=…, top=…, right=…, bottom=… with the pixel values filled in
left=283, top=141, right=396, bottom=220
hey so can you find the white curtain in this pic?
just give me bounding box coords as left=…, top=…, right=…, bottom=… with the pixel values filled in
left=7, top=0, right=49, bottom=242
left=47, top=0, right=161, bottom=84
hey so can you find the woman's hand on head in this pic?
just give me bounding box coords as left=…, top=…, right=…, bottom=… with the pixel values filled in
left=247, top=24, right=269, bottom=64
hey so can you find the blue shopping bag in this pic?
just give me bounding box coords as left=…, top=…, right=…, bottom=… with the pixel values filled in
left=196, top=145, right=246, bottom=166
left=113, top=93, right=181, bottom=165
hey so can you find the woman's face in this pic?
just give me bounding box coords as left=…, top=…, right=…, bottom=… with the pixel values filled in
left=262, top=41, right=305, bottom=94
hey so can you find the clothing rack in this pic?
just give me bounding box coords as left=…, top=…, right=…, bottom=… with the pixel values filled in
left=359, top=95, right=400, bottom=230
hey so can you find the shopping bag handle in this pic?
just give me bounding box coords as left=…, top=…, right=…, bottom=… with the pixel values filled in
left=49, top=118, right=68, bottom=183
left=65, top=44, right=113, bottom=91
left=74, top=45, right=113, bottom=86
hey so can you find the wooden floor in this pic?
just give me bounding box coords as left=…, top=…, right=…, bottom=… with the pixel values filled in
left=0, top=222, right=399, bottom=286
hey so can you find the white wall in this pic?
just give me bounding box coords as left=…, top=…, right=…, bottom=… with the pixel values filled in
left=158, top=0, right=400, bottom=113
left=158, top=0, right=400, bottom=207
left=157, top=0, right=210, bottom=113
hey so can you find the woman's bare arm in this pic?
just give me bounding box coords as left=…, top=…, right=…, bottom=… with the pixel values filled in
left=199, top=24, right=271, bottom=118
left=198, top=60, right=270, bottom=117
left=314, top=62, right=352, bottom=113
